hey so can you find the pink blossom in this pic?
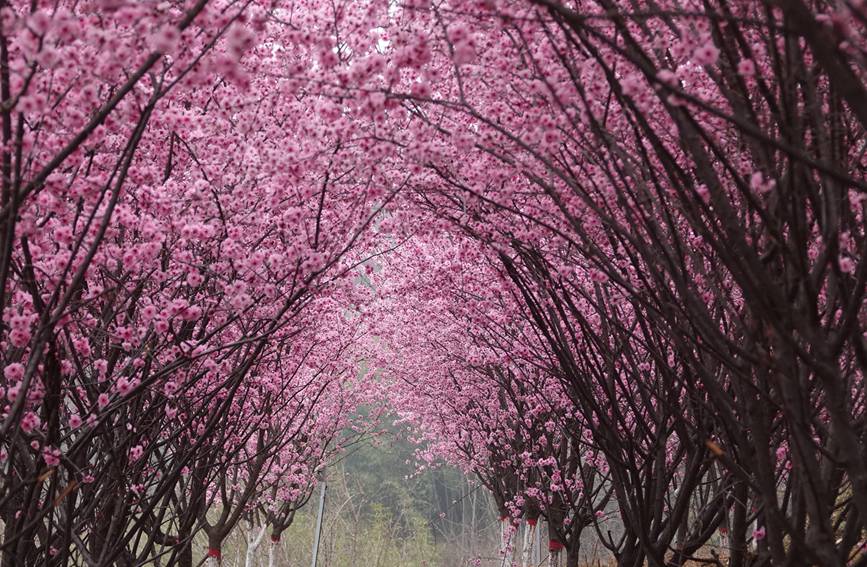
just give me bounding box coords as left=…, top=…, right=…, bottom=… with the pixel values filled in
left=620, top=74, right=643, bottom=97
left=94, top=359, right=108, bottom=379
left=656, top=69, right=678, bottom=87
left=589, top=269, right=608, bottom=283
left=692, top=43, right=719, bottom=66
left=150, top=26, right=181, bottom=54
left=737, top=59, right=756, bottom=76
left=141, top=305, right=158, bottom=322
left=775, top=446, right=788, bottom=462
left=227, top=25, right=255, bottom=59
left=840, top=257, right=856, bottom=274
left=447, top=23, right=470, bottom=43
left=4, top=362, right=24, bottom=380
left=411, top=81, right=431, bottom=99
left=116, top=377, right=134, bottom=397
left=750, top=172, right=776, bottom=194
left=181, top=305, right=202, bottom=321
left=129, top=445, right=144, bottom=461
left=452, top=40, right=476, bottom=65
left=164, top=381, right=178, bottom=397
left=42, top=446, right=61, bottom=467
left=318, top=46, right=338, bottom=68
left=27, top=11, right=51, bottom=36
left=186, top=271, right=203, bottom=287
left=21, top=412, right=41, bottom=434
left=10, top=328, right=30, bottom=347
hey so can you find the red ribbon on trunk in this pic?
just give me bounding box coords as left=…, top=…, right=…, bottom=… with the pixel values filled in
left=207, top=548, right=221, bottom=559
left=549, top=539, right=565, bottom=552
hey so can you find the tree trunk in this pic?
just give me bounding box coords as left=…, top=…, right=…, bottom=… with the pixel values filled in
left=267, top=528, right=286, bottom=567
left=245, top=523, right=267, bottom=567
left=1, top=497, right=20, bottom=567
left=176, top=538, right=193, bottom=567
left=269, top=542, right=277, bottom=567
left=470, top=484, right=477, bottom=559
left=522, top=522, right=535, bottom=567
left=206, top=532, right=223, bottom=567
left=565, top=540, right=581, bottom=567
left=616, top=543, right=644, bottom=567
left=729, top=481, right=748, bottom=567
left=501, top=519, right=514, bottom=565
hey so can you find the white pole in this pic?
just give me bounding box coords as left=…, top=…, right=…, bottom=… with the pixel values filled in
left=310, top=482, right=327, bottom=567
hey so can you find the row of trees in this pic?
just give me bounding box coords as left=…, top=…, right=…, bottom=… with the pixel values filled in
left=369, top=0, right=867, bottom=566
left=0, top=0, right=398, bottom=564
left=1, top=0, right=865, bottom=564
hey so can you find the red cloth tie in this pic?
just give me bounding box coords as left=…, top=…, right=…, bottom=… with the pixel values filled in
left=549, top=539, right=565, bottom=552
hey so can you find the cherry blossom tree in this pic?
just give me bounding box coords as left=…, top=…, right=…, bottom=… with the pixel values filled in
left=0, top=0, right=401, bottom=564
left=368, top=0, right=867, bottom=564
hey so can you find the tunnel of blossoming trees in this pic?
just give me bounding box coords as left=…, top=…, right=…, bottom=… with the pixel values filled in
left=0, top=0, right=866, bottom=565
